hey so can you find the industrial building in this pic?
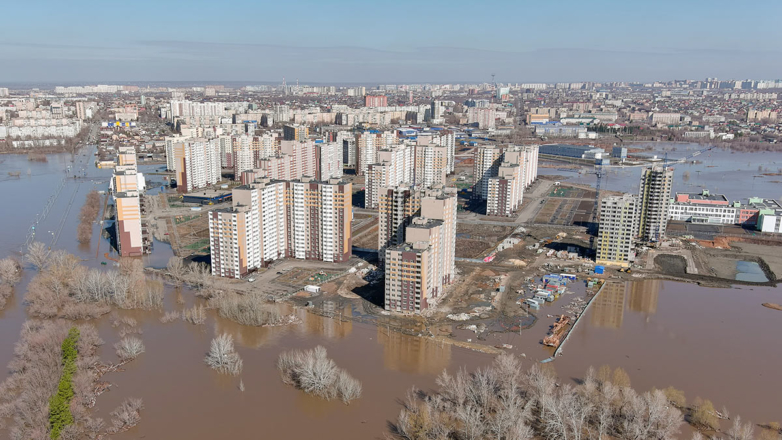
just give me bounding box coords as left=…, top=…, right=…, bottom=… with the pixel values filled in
left=534, top=124, right=588, bottom=138
left=539, top=143, right=604, bottom=159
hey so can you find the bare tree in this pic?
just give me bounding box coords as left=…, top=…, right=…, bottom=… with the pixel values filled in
left=205, top=333, right=243, bottom=376
left=107, top=398, right=144, bottom=434
left=166, top=256, right=186, bottom=286
left=727, top=416, right=756, bottom=440
left=160, top=311, right=180, bottom=323
left=115, top=337, right=145, bottom=361
left=277, top=346, right=361, bottom=404
left=25, top=242, right=50, bottom=271
left=183, top=304, right=206, bottom=325
left=335, top=370, right=362, bottom=404
left=0, top=258, right=21, bottom=284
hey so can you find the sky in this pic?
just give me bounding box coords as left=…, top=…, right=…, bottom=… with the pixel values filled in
left=1, top=0, right=781, bottom=84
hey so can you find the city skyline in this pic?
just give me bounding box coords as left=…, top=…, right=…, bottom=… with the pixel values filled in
left=2, top=0, right=781, bottom=83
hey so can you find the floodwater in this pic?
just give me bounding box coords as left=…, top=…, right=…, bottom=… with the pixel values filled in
left=95, top=305, right=490, bottom=440
left=551, top=280, right=782, bottom=425
left=539, top=142, right=782, bottom=201
left=735, top=261, right=769, bottom=282
left=1, top=148, right=782, bottom=438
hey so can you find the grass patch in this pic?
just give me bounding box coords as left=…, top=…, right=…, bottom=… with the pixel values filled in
left=175, top=214, right=201, bottom=224
left=185, top=238, right=210, bottom=251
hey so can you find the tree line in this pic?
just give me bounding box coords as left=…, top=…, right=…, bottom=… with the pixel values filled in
left=388, top=354, right=777, bottom=440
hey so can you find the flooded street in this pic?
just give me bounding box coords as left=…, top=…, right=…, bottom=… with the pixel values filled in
left=539, top=142, right=782, bottom=201
left=1, top=147, right=781, bottom=437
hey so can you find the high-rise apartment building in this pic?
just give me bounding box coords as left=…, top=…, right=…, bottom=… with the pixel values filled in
left=467, top=107, right=496, bottom=129
left=414, top=144, right=448, bottom=188
left=415, top=130, right=455, bottom=173
left=474, top=145, right=538, bottom=205
left=208, top=205, right=252, bottom=279
left=420, top=187, right=457, bottom=285
left=283, top=124, right=309, bottom=141
left=356, top=131, right=395, bottom=175
left=382, top=187, right=456, bottom=313
left=170, top=138, right=221, bottom=193
left=342, top=136, right=356, bottom=167
left=378, top=184, right=422, bottom=256
left=365, top=144, right=414, bottom=209
left=638, top=166, right=673, bottom=242
left=208, top=177, right=352, bottom=278
left=286, top=177, right=352, bottom=263
left=487, top=162, right=523, bottom=217
left=473, top=146, right=504, bottom=200
left=596, top=194, right=640, bottom=267
left=316, top=142, right=343, bottom=181
left=209, top=178, right=289, bottom=278
left=365, top=95, right=388, bottom=108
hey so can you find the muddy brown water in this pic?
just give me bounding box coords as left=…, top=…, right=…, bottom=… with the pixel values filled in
left=1, top=149, right=782, bottom=438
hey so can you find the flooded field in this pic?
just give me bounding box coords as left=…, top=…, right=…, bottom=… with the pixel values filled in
left=539, top=142, right=782, bottom=201
left=1, top=147, right=781, bottom=438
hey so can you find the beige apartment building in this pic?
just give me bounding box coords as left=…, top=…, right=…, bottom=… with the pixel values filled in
left=596, top=194, right=639, bottom=267
left=383, top=186, right=456, bottom=313
left=209, top=176, right=352, bottom=278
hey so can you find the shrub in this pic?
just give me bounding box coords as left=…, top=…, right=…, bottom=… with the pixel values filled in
left=183, top=304, right=206, bottom=325
left=204, top=333, right=243, bottom=376
left=208, top=292, right=285, bottom=326
left=277, top=346, right=361, bottom=404
left=160, top=311, right=180, bottom=323
left=115, top=337, right=145, bottom=361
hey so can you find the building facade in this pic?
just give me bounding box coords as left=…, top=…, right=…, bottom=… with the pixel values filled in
left=209, top=177, right=352, bottom=278
left=668, top=190, right=735, bottom=224
left=596, top=194, right=640, bottom=268
left=170, top=138, right=221, bottom=193
left=638, top=166, right=673, bottom=242
left=382, top=186, right=457, bottom=313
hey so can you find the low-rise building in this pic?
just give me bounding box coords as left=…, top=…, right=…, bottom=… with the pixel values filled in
left=668, top=190, right=735, bottom=224
left=734, top=197, right=782, bottom=226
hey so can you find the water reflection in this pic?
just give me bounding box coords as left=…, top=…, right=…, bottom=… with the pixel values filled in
left=628, top=279, right=660, bottom=315
left=297, top=301, right=353, bottom=340
left=590, top=282, right=627, bottom=329
left=377, top=326, right=451, bottom=374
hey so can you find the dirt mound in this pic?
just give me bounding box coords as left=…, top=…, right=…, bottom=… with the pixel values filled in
left=762, top=303, right=782, bottom=311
